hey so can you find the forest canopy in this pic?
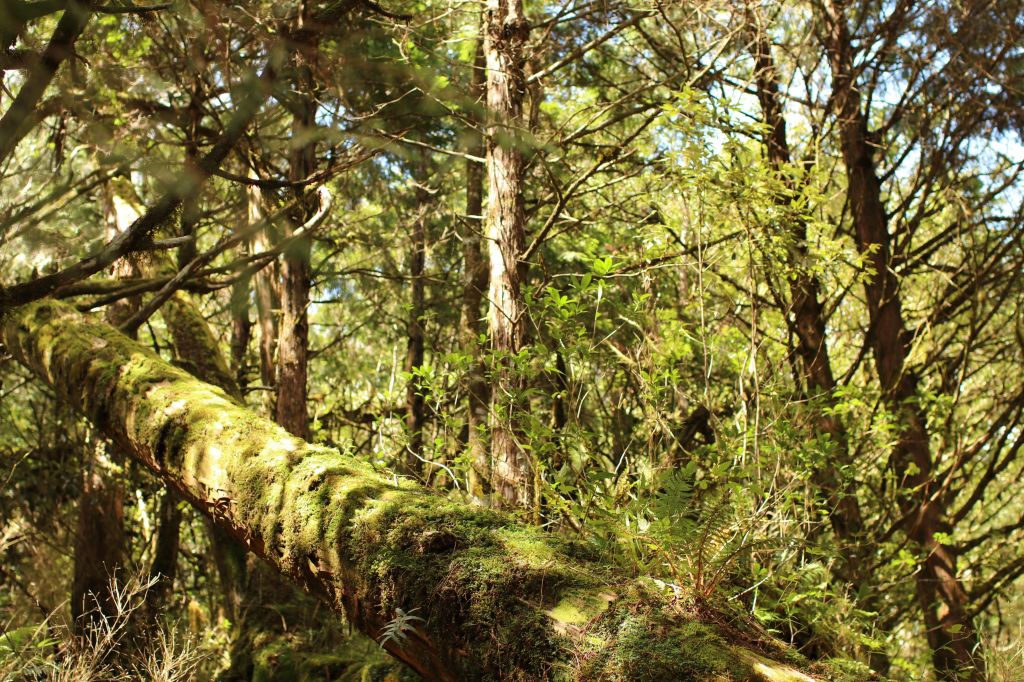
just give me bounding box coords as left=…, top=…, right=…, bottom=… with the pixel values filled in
left=0, top=0, right=1022, bottom=680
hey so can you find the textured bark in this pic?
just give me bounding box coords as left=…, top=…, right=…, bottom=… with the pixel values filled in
left=463, top=36, right=491, bottom=501
left=248, top=179, right=280, bottom=412
left=3, top=299, right=813, bottom=682
left=146, top=490, right=182, bottom=617
left=164, top=293, right=239, bottom=398
left=825, top=1, right=982, bottom=678
left=71, top=449, right=125, bottom=636
left=485, top=0, right=533, bottom=511
left=275, top=24, right=318, bottom=441
left=228, top=255, right=253, bottom=390
left=276, top=228, right=311, bottom=440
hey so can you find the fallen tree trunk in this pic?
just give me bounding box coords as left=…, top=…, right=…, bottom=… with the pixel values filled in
left=2, top=299, right=814, bottom=681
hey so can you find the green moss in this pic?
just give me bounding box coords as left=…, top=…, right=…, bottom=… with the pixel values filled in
left=546, top=588, right=615, bottom=631
left=814, top=657, right=879, bottom=681
left=579, top=611, right=752, bottom=681
left=161, top=291, right=240, bottom=400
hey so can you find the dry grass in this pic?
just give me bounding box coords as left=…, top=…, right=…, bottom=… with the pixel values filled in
left=984, top=621, right=1024, bottom=682
left=0, top=571, right=207, bottom=682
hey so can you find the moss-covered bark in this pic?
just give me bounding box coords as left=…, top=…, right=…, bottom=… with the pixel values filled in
left=2, top=299, right=816, bottom=682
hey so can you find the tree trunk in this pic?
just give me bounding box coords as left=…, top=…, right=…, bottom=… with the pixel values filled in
left=750, top=20, right=890, bottom=671
left=824, top=1, right=982, bottom=678
left=71, top=183, right=136, bottom=635
left=403, top=173, right=429, bottom=477
left=146, top=489, right=182, bottom=618
left=71, top=447, right=124, bottom=635
left=462, top=36, right=492, bottom=502
left=248, top=178, right=280, bottom=416
left=749, top=13, right=867, bottom=584
left=275, top=24, right=318, bottom=441
left=4, top=298, right=813, bottom=682
left=485, top=0, right=533, bottom=511
left=228, top=253, right=252, bottom=391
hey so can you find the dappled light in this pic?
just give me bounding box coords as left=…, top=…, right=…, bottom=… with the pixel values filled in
left=0, top=0, right=1021, bottom=680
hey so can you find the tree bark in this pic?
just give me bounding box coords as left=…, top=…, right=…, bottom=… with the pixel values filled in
left=248, top=178, right=280, bottom=416
left=403, top=175, right=429, bottom=477
left=146, top=489, right=182, bottom=618
left=824, top=1, right=983, bottom=678
left=3, top=298, right=813, bottom=682
left=71, top=444, right=125, bottom=636
left=463, top=36, right=491, bottom=501
left=750, top=20, right=891, bottom=672
left=71, top=182, right=138, bottom=635
left=275, top=24, right=318, bottom=441
left=485, top=0, right=533, bottom=512
left=228, top=253, right=253, bottom=391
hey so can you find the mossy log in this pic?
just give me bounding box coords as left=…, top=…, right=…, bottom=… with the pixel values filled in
left=2, top=299, right=817, bottom=682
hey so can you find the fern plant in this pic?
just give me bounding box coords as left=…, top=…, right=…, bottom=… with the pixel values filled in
left=377, top=608, right=425, bottom=650
left=591, top=466, right=753, bottom=599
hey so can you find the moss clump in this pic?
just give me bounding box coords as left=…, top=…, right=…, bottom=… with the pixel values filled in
left=579, top=609, right=751, bottom=681
left=546, top=588, right=615, bottom=632
left=339, top=494, right=581, bottom=678
left=814, top=657, right=879, bottom=681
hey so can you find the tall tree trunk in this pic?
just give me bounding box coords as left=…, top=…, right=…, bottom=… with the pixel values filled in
left=229, top=254, right=253, bottom=391
left=463, top=36, right=492, bottom=502
left=146, top=489, right=182, bottom=618
left=102, top=183, right=188, bottom=625
left=72, top=183, right=134, bottom=635
left=749, top=18, right=889, bottom=671
left=275, top=24, right=318, bottom=441
left=749, top=12, right=867, bottom=585
left=4, top=298, right=814, bottom=682
left=248, top=177, right=279, bottom=416
left=485, top=0, right=533, bottom=512
left=403, top=174, right=429, bottom=477
left=824, top=1, right=982, bottom=678
left=176, top=86, right=203, bottom=270
left=71, top=443, right=125, bottom=635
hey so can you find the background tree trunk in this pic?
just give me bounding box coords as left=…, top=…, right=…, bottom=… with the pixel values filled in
left=749, top=10, right=867, bottom=588
left=403, top=165, right=430, bottom=478
left=248, top=176, right=280, bottom=416
left=275, top=17, right=321, bottom=441
left=71, top=448, right=124, bottom=636
left=485, top=0, right=533, bottom=512
left=825, top=1, right=982, bottom=677
left=71, top=183, right=136, bottom=635
left=462, top=35, right=491, bottom=502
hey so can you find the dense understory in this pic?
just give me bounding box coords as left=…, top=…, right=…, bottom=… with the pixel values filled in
left=2, top=299, right=817, bottom=681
